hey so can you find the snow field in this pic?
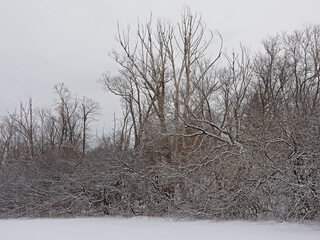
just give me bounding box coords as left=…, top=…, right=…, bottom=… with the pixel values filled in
left=0, top=217, right=319, bottom=240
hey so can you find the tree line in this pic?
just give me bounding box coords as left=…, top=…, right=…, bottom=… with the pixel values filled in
left=0, top=10, right=319, bottom=221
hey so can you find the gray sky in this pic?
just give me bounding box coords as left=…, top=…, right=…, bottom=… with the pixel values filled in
left=1, top=0, right=320, bottom=133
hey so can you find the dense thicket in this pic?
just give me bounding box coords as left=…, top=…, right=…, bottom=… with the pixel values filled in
left=0, top=11, right=319, bottom=221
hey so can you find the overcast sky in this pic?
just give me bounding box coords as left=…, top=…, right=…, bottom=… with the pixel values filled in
left=1, top=0, right=320, bottom=133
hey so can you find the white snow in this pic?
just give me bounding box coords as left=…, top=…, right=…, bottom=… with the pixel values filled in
left=0, top=217, right=319, bottom=240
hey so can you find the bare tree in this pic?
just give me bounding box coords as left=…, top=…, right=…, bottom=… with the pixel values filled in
left=80, top=96, right=100, bottom=156
left=0, top=116, right=15, bottom=167
left=102, top=9, right=222, bottom=155
left=8, top=98, right=36, bottom=159
left=54, top=83, right=81, bottom=156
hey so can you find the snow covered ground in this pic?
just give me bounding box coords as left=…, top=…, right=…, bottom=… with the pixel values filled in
left=0, top=217, right=319, bottom=240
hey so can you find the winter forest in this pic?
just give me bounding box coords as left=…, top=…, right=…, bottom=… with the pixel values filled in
left=1, top=10, right=320, bottom=221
